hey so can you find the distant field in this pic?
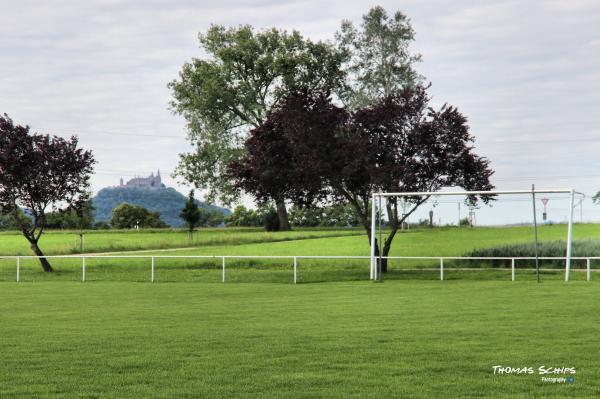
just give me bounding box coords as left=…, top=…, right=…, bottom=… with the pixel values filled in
left=1, top=224, right=599, bottom=283
left=2, top=223, right=599, bottom=257
left=0, top=227, right=364, bottom=256
left=1, top=280, right=598, bottom=398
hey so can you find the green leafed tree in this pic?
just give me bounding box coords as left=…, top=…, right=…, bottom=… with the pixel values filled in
left=336, top=6, right=422, bottom=108
left=206, top=209, right=225, bottom=227
left=180, top=190, right=202, bottom=243
left=0, top=114, right=95, bottom=272
left=169, top=24, right=347, bottom=230
left=44, top=195, right=94, bottom=252
left=45, top=199, right=94, bottom=230
left=289, top=203, right=361, bottom=227
left=110, top=203, right=168, bottom=229
left=225, top=205, right=262, bottom=227
left=0, top=206, right=29, bottom=230
left=289, top=205, right=323, bottom=227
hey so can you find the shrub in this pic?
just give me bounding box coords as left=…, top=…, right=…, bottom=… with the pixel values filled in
left=226, top=205, right=262, bottom=227
left=465, top=240, right=600, bottom=268
left=93, top=221, right=111, bottom=230
left=263, top=208, right=280, bottom=231
left=110, top=202, right=169, bottom=229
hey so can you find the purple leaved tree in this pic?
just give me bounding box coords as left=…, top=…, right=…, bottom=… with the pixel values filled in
left=0, top=114, right=95, bottom=272
left=230, top=86, right=495, bottom=272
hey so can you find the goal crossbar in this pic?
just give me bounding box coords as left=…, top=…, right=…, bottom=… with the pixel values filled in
left=373, top=189, right=584, bottom=197
left=370, top=188, right=583, bottom=282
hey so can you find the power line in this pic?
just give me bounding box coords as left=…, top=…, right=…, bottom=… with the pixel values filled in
left=493, top=173, right=600, bottom=182
left=94, top=167, right=598, bottom=186
left=31, top=126, right=187, bottom=140
left=27, top=127, right=600, bottom=186
left=28, top=126, right=600, bottom=145
left=478, top=138, right=600, bottom=144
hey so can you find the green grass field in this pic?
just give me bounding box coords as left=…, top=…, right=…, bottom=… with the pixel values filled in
left=2, top=225, right=599, bottom=397
left=1, top=280, right=598, bottom=398
left=1, top=224, right=598, bottom=283
left=3, top=223, right=599, bottom=256
left=0, top=227, right=364, bottom=255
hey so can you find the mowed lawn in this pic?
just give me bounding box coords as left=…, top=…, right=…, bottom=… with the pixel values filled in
left=2, top=224, right=599, bottom=257
left=0, top=227, right=365, bottom=256
left=1, top=280, right=598, bottom=398
left=2, top=224, right=600, bottom=282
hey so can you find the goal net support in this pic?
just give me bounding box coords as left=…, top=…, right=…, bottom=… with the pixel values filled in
left=370, top=189, right=584, bottom=282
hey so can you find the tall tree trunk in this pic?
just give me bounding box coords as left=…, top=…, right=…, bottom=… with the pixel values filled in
left=276, top=198, right=291, bottom=231
left=368, top=229, right=395, bottom=274
left=375, top=233, right=401, bottom=273
left=354, top=194, right=429, bottom=276
left=363, top=204, right=403, bottom=274
left=30, top=241, right=53, bottom=272
left=366, top=228, right=386, bottom=273
left=79, top=232, right=84, bottom=253
left=380, top=239, right=393, bottom=273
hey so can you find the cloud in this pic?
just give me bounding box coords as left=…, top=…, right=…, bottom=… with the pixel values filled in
left=1, top=0, right=599, bottom=222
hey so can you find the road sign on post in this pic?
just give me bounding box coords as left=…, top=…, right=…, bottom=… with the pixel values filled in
left=541, top=198, right=549, bottom=221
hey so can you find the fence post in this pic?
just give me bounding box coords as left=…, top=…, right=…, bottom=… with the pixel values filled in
left=440, top=258, right=444, bottom=281
left=587, top=258, right=591, bottom=282
left=293, top=256, right=297, bottom=284
left=151, top=256, right=155, bottom=283
left=222, top=256, right=225, bottom=283
left=511, top=258, right=515, bottom=281
left=16, top=256, right=20, bottom=283
left=82, top=256, right=86, bottom=282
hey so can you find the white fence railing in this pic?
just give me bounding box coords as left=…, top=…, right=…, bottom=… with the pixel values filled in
left=0, top=255, right=596, bottom=283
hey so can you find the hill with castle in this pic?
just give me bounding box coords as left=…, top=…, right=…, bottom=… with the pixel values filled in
left=92, top=171, right=230, bottom=227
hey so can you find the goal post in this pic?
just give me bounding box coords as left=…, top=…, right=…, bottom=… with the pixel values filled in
left=370, top=189, right=583, bottom=282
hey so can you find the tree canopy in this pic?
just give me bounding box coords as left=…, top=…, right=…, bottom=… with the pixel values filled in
left=334, top=88, right=494, bottom=269
left=229, top=87, right=494, bottom=271
left=225, top=205, right=262, bottom=227
left=336, top=6, right=422, bottom=107
left=0, top=114, right=95, bottom=271
left=45, top=199, right=94, bottom=230
left=170, top=6, right=424, bottom=227
left=289, top=203, right=360, bottom=227
left=180, top=190, right=203, bottom=242
left=110, top=203, right=168, bottom=229
left=180, top=190, right=202, bottom=227
left=169, top=24, right=346, bottom=205
left=227, top=90, right=346, bottom=209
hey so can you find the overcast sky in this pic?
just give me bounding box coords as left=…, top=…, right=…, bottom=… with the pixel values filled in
left=1, top=0, right=599, bottom=224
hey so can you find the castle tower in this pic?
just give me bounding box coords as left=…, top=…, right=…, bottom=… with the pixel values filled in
left=120, top=170, right=163, bottom=188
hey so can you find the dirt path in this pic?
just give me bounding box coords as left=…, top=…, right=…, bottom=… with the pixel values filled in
left=78, top=246, right=199, bottom=256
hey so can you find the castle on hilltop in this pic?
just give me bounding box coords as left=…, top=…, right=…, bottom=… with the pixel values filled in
left=119, top=170, right=165, bottom=189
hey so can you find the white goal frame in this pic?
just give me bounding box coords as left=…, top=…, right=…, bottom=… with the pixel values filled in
left=370, top=189, right=584, bottom=282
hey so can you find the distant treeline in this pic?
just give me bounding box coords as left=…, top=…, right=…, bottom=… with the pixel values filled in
left=0, top=202, right=366, bottom=230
